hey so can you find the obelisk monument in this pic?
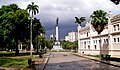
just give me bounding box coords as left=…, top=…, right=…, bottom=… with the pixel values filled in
left=52, top=17, right=63, bottom=50
left=56, top=17, right=59, bottom=41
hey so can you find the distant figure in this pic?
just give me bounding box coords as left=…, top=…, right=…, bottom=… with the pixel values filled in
left=52, top=53, right=54, bottom=57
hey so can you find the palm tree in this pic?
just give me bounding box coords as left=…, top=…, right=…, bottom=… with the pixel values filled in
left=90, top=10, right=108, bottom=56
left=110, top=0, right=120, bottom=5
left=27, top=2, right=39, bottom=56
left=75, top=17, right=85, bottom=26
left=75, top=17, right=85, bottom=54
left=27, top=2, right=39, bottom=18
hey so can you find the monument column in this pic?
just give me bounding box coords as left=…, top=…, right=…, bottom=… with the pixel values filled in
left=52, top=17, right=63, bottom=50
left=56, top=17, right=59, bottom=41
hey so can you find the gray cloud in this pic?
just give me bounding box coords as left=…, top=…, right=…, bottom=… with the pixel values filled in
left=1, top=0, right=120, bottom=39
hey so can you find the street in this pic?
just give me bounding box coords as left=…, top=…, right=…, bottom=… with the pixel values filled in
left=44, top=52, right=120, bottom=70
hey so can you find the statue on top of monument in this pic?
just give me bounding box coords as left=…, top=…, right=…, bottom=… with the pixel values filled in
left=56, top=17, right=59, bottom=26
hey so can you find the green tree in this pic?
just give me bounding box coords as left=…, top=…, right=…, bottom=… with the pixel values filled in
left=110, top=0, right=120, bottom=5
left=26, top=2, right=39, bottom=18
left=46, top=40, right=53, bottom=50
left=27, top=2, right=39, bottom=56
left=62, top=40, right=70, bottom=49
left=0, top=4, right=29, bottom=55
left=75, top=17, right=85, bottom=26
left=0, top=4, right=19, bottom=50
left=11, top=9, right=29, bottom=55
left=32, top=18, right=45, bottom=39
left=90, top=10, right=108, bottom=55
left=32, top=18, right=45, bottom=53
left=62, top=40, right=78, bottom=50
left=50, top=35, right=56, bottom=43
left=0, top=3, right=45, bottom=55
left=34, top=35, right=46, bottom=52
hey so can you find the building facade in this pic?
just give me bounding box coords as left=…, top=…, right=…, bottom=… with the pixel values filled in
left=65, top=36, right=69, bottom=41
left=78, top=14, right=120, bottom=57
left=65, top=32, right=78, bottom=42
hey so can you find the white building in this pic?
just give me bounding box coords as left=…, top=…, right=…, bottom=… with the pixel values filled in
left=65, top=36, right=69, bottom=41
left=65, top=32, right=78, bottom=42
left=78, top=14, right=120, bottom=57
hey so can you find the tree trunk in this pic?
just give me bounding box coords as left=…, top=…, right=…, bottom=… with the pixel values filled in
left=37, top=36, right=39, bottom=53
left=30, top=12, right=33, bottom=56
left=99, top=34, right=102, bottom=56
left=15, top=39, right=19, bottom=56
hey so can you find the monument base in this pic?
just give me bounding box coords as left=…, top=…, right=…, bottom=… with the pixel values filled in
left=52, top=41, right=63, bottom=50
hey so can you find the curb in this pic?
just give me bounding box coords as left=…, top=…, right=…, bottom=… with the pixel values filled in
left=20, top=66, right=27, bottom=70
left=41, top=53, right=51, bottom=70
left=72, top=53, right=120, bottom=68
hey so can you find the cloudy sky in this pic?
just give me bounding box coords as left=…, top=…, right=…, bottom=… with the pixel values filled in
left=0, top=0, right=120, bottom=39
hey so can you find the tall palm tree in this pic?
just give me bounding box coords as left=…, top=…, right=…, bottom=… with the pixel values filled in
left=75, top=17, right=85, bottom=26
left=27, top=2, right=39, bottom=56
left=27, top=2, right=39, bottom=18
left=75, top=17, right=85, bottom=54
left=110, top=0, right=120, bottom=5
left=90, top=10, right=108, bottom=56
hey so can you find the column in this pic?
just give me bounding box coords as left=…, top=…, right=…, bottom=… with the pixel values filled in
left=108, top=15, right=113, bottom=55
left=56, top=26, right=58, bottom=41
left=77, top=25, right=81, bottom=53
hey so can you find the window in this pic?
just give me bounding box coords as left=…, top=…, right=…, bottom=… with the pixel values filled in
left=88, top=45, right=90, bottom=49
left=93, top=40, right=97, bottom=44
left=113, top=24, right=119, bottom=31
left=94, top=40, right=95, bottom=44
left=96, top=40, right=97, bottom=43
left=89, top=41, right=90, bottom=44
left=99, top=40, right=101, bottom=43
left=104, top=39, right=108, bottom=44
left=84, top=41, right=86, bottom=49
left=106, top=39, right=108, bottom=43
left=94, top=45, right=97, bottom=49
left=87, top=32, right=88, bottom=37
left=114, top=38, right=116, bottom=43
left=87, top=41, right=90, bottom=44
left=117, top=37, right=119, bottom=43
left=113, top=25, right=116, bottom=31
left=104, top=39, right=106, bottom=43
left=117, top=24, right=119, bottom=30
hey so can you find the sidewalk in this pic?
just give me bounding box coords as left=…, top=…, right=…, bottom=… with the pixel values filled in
left=72, top=53, right=120, bottom=67
left=0, top=67, right=18, bottom=70
left=34, top=52, right=51, bottom=70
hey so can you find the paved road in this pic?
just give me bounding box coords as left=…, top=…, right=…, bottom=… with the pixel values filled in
left=44, top=52, right=120, bottom=70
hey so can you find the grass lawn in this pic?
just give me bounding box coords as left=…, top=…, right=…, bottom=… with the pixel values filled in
left=0, top=51, right=15, bottom=54
left=86, top=54, right=120, bottom=62
left=87, top=54, right=101, bottom=58
left=50, top=49, right=78, bottom=52
left=110, top=57, right=120, bottom=62
left=0, top=55, right=39, bottom=68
